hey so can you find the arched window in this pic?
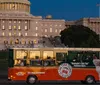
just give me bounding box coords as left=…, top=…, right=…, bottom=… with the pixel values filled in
left=15, top=39, right=19, bottom=44
left=10, top=40, right=13, bottom=45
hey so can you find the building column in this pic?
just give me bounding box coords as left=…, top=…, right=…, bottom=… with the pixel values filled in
left=17, top=3, right=19, bottom=11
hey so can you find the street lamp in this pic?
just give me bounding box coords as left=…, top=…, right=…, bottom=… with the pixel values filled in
left=97, top=4, right=100, bottom=17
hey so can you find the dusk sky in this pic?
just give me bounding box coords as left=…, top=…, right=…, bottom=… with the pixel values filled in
left=30, top=0, right=100, bottom=20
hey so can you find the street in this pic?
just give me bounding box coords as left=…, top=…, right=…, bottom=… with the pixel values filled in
left=0, top=71, right=100, bottom=85
left=0, top=79, right=100, bottom=85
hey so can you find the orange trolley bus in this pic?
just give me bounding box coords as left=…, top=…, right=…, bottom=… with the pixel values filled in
left=8, top=48, right=100, bottom=84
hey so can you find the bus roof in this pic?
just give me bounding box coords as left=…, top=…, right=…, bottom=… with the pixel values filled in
left=9, top=47, right=100, bottom=51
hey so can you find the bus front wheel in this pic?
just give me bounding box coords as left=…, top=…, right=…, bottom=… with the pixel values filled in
left=85, top=75, right=95, bottom=84
left=26, top=75, right=37, bottom=84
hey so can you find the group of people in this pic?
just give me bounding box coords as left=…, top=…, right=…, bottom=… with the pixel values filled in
left=15, top=56, right=27, bottom=66
left=73, top=53, right=98, bottom=62
left=15, top=55, right=55, bottom=66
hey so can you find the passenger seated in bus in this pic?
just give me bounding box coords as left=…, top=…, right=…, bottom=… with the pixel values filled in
left=73, top=56, right=77, bottom=62
left=45, top=56, right=51, bottom=66
left=35, top=56, right=42, bottom=65
left=30, top=58, right=34, bottom=66
left=20, top=56, right=27, bottom=66
left=16, top=59, right=21, bottom=66
left=43, top=56, right=54, bottom=66
left=20, top=60, right=24, bottom=66
left=73, top=55, right=79, bottom=62
left=73, top=54, right=81, bottom=62
left=77, top=54, right=81, bottom=62
left=85, top=55, right=92, bottom=62
left=30, top=56, right=42, bottom=66
left=93, top=54, right=97, bottom=59
left=82, top=54, right=87, bottom=62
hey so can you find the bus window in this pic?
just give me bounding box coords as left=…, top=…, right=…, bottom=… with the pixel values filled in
left=56, top=52, right=67, bottom=65
left=73, top=54, right=82, bottom=62
left=29, top=51, right=41, bottom=66
left=43, top=51, right=55, bottom=66
left=14, top=50, right=27, bottom=66
left=68, top=51, right=99, bottom=67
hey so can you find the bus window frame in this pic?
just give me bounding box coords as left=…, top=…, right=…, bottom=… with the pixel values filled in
left=42, top=50, right=56, bottom=67
left=29, top=50, right=42, bottom=67
left=67, top=51, right=99, bottom=68
left=54, top=51, right=68, bottom=66
left=14, top=49, right=28, bottom=67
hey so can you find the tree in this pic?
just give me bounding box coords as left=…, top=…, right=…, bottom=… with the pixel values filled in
left=60, top=25, right=100, bottom=48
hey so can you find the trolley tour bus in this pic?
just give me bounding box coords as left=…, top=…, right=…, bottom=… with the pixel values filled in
left=8, top=48, right=100, bottom=84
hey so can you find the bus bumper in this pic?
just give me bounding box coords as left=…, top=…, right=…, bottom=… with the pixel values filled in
left=8, top=77, right=12, bottom=81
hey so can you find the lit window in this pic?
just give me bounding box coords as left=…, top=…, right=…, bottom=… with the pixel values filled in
left=36, top=33, right=38, bottom=36
left=36, top=27, right=38, bottom=30
left=19, top=21, right=21, bottom=23
left=12, top=4, right=15, bottom=9
left=9, top=33, right=11, bottom=36
left=59, top=30, right=61, bottom=32
left=50, top=28, right=52, bottom=32
left=14, top=26, right=16, bottom=29
left=25, top=21, right=27, bottom=23
left=55, top=29, right=57, bottom=32
left=9, top=21, right=11, bottom=23
left=45, top=29, right=47, bottom=32
left=25, top=33, right=27, bottom=36
left=3, top=21, right=4, bottom=23
left=45, top=35, right=47, bottom=37
left=2, top=26, right=5, bottom=30
left=25, top=26, right=28, bottom=30
left=14, top=32, right=16, bottom=36
left=2, top=32, right=5, bottom=36
left=18, top=26, right=21, bottom=30
left=43, top=51, right=53, bottom=60
left=9, top=26, right=11, bottom=30
left=14, top=21, right=16, bottom=23
left=19, top=33, right=21, bottom=36
left=10, top=4, right=12, bottom=9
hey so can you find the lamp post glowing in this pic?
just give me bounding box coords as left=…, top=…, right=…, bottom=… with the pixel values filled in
left=97, top=4, right=100, bottom=17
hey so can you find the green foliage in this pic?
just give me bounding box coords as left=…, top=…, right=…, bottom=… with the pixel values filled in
left=0, top=50, right=8, bottom=71
left=60, top=25, right=100, bottom=48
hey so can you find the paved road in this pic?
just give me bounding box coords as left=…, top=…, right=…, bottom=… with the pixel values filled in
left=0, top=72, right=100, bottom=85
left=0, top=79, right=100, bottom=85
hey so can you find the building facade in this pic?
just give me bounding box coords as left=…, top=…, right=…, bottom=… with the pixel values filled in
left=66, top=18, right=100, bottom=35
left=75, top=18, right=100, bottom=34
left=0, top=0, right=65, bottom=49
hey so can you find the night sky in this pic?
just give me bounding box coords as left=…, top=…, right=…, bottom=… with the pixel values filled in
left=30, top=0, right=100, bottom=20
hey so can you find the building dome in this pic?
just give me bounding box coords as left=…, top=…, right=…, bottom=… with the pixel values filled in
left=0, top=0, right=30, bottom=13
left=46, top=15, right=52, bottom=19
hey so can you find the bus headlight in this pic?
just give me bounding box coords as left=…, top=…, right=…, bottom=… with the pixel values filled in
left=10, top=75, right=13, bottom=78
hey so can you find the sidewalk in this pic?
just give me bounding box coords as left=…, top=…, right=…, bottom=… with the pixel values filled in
left=0, top=70, right=7, bottom=79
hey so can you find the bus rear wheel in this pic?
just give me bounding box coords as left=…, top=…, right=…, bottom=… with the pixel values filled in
left=85, top=75, right=95, bottom=84
left=26, top=75, right=37, bottom=84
